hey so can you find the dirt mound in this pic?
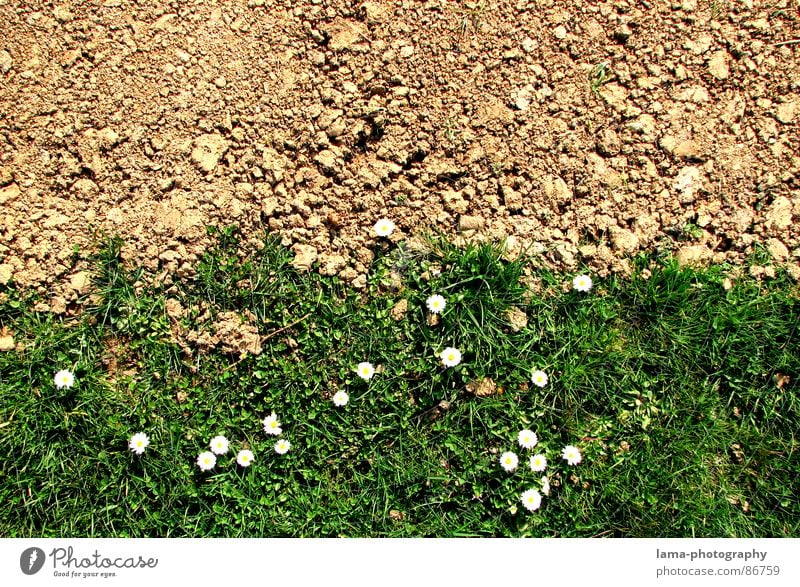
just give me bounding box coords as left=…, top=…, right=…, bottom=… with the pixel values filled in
left=1, top=0, right=798, bottom=309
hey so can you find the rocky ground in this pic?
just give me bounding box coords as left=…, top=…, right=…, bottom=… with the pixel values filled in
left=1, top=0, right=798, bottom=313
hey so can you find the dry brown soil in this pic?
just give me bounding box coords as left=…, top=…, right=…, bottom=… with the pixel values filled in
left=1, top=0, right=799, bottom=312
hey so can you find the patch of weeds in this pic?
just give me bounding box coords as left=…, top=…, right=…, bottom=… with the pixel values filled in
left=744, top=242, right=775, bottom=267
left=664, top=221, right=705, bottom=243
left=456, top=1, right=488, bottom=37
left=682, top=222, right=705, bottom=241
left=589, top=61, right=613, bottom=94
left=707, top=0, right=730, bottom=20
left=443, top=116, right=465, bottom=150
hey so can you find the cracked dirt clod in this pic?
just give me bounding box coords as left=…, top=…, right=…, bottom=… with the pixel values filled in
left=0, top=49, right=12, bottom=74
left=505, top=307, right=528, bottom=332
left=390, top=298, right=408, bottom=321
left=0, top=264, right=13, bottom=285
left=0, top=328, right=15, bottom=351
left=191, top=133, right=229, bottom=174
left=765, top=196, right=793, bottom=231
left=465, top=377, right=498, bottom=398
left=676, top=245, right=714, bottom=267
left=291, top=244, right=318, bottom=271
left=766, top=238, right=789, bottom=261
left=213, top=312, right=262, bottom=356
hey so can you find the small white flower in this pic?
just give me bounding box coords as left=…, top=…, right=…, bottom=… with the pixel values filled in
left=236, top=449, right=254, bottom=467
left=518, top=429, right=538, bottom=450
left=196, top=451, right=217, bottom=471
left=531, top=370, right=548, bottom=388
left=541, top=476, right=551, bottom=496
left=509, top=505, right=518, bottom=515
left=356, top=362, right=375, bottom=381
left=262, top=412, right=282, bottom=436
left=128, top=432, right=149, bottom=455
left=373, top=218, right=395, bottom=237
left=54, top=369, right=74, bottom=389
left=209, top=435, right=229, bottom=455
left=440, top=347, right=462, bottom=367
left=499, top=451, right=519, bottom=472
left=573, top=274, right=593, bottom=292
left=562, top=445, right=582, bottom=466
left=521, top=488, right=542, bottom=512
left=332, top=390, right=349, bottom=407
left=426, top=294, right=446, bottom=314
left=529, top=453, right=547, bottom=472
left=274, top=439, right=291, bottom=455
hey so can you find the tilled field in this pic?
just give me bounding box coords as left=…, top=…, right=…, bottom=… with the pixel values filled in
left=0, top=0, right=798, bottom=312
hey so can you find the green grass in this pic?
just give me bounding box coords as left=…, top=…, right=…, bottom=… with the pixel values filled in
left=0, top=228, right=798, bottom=537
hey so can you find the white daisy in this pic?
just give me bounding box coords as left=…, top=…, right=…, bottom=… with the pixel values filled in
left=196, top=451, right=217, bottom=471
left=529, top=453, right=547, bottom=472
left=562, top=444, right=582, bottom=466
left=332, top=390, right=349, bottom=407
left=128, top=432, right=149, bottom=455
left=426, top=294, right=446, bottom=314
left=236, top=449, right=254, bottom=467
left=54, top=369, right=74, bottom=389
left=209, top=435, right=229, bottom=455
left=531, top=370, right=548, bottom=388
left=356, top=362, right=375, bottom=381
left=274, top=439, right=291, bottom=455
left=499, top=451, right=519, bottom=472
left=440, top=347, right=462, bottom=367
left=541, top=476, right=551, bottom=496
left=521, top=488, right=542, bottom=512
left=517, top=429, right=538, bottom=449
left=262, top=412, right=282, bottom=436
left=373, top=218, right=395, bottom=237
left=573, top=274, right=593, bottom=292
